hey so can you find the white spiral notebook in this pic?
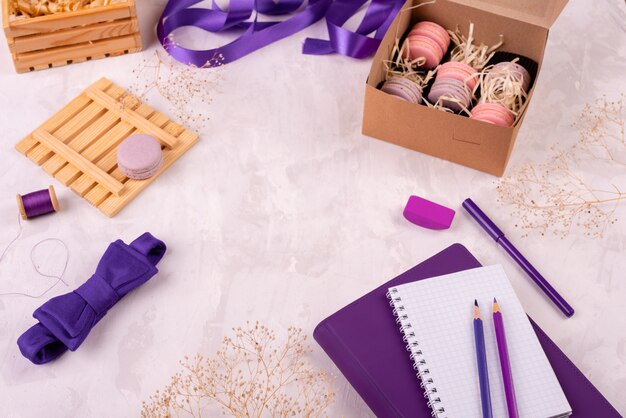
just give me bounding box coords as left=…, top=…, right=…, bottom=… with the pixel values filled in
left=388, top=265, right=572, bottom=418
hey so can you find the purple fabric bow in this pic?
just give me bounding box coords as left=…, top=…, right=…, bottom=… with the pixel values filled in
left=17, top=233, right=166, bottom=365
left=157, top=0, right=405, bottom=67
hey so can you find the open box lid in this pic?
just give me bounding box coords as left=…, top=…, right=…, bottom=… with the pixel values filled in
left=447, top=0, right=569, bottom=29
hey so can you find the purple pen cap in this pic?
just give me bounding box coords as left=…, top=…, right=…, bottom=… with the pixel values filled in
left=403, top=195, right=456, bottom=230
left=462, top=198, right=504, bottom=241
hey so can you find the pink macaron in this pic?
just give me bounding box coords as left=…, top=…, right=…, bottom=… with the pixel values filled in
left=117, top=134, right=163, bottom=180
left=470, top=103, right=515, bottom=127
left=404, top=34, right=443, bottom=69
left=437, top=61, right=478, bottom=91
left=381, top=77, right=423, bottom=104
left=428, top=78, right=472, bottom=112
left=408, top=21, right=450, bottom=56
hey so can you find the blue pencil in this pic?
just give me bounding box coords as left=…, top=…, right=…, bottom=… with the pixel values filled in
left=474, top=299, right=493, bottom=418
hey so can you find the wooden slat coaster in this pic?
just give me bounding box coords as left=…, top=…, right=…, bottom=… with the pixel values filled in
left=15, top=77, right=199, bottom=217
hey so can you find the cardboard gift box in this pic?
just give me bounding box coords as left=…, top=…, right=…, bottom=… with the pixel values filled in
left=362, top=0, right=568, bottom=176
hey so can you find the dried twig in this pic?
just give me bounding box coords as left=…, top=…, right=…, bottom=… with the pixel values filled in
left=128, top=50, right=223, bottom=133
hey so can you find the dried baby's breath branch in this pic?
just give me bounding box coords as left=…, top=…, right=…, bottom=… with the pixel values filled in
left=128, top=50, right=223, bottom=133
left=573, top=95, right=626, bottom=167
left=497, top=94, right=626, bottom=238
left=141, top=322, right=335, bottom=418
left=448, top=23, right=503, bottom=70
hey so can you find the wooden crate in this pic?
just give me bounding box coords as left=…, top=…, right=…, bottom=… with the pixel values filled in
left=2, top=0, right=141, bottom=73
left=16, top=77, right=199, bottom=217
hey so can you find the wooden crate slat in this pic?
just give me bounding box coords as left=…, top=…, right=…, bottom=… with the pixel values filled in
left=13, top=34, right=139, bottom=72
left=3, top=1, right=134, bottom=37
left=42, top=84, right=126, bottom=177
left=12, top=18, right=138, bottom=54
left=69, top=103, right=159, bottom=196
left=33, top=129, right=125, bottom=196
left=85, top=86, right=179, bottom=149
left=1, top=0, right=11, bottom=37
left=16, top=78, right=199, bottom=216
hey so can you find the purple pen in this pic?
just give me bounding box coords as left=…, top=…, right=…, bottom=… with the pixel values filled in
left=462, top=198, right=575, bottom=317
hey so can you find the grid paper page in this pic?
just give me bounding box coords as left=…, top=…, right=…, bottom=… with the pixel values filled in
left=389, top=265, right=572, bottom=418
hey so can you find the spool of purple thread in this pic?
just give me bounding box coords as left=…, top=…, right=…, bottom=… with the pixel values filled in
left=16, top=186, right=60, bottom=220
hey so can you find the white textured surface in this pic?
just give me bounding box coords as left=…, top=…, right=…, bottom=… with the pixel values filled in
left=0, top=0, right=625, bottom=416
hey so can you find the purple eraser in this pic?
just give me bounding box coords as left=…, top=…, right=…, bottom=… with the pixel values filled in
left=403, top=195, right=455, bottom=230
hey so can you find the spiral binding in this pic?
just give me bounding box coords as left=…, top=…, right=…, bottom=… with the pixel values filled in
left=387, top=289, right=447, bottom=418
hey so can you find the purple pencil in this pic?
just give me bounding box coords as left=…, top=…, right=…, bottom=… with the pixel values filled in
left=493, top=298, right=519, bottom=418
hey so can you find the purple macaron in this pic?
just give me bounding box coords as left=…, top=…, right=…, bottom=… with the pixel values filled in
left=117, top=134, right=163, bottom=180
left=488, top=61, right=531, bottom=92
left=381, top=77, right=423, bottom=104
left=427, top=78, right=471, bottom=112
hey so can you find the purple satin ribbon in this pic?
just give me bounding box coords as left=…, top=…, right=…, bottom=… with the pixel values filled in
left=157, top=0, right=405, bottom=67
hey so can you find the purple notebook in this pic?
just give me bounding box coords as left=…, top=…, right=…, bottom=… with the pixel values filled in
left=314, top=243, right=621, bottom=417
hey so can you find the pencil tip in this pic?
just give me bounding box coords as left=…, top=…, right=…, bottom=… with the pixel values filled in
left=493, top=298, right=500, bottom=313
left=474, top=299, right=479, bottom=307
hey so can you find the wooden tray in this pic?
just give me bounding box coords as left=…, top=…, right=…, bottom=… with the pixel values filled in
left=15, top=77, right=199, bottom=217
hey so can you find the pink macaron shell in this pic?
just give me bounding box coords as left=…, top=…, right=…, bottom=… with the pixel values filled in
left=437, top=61, right=478, bottom=91
left=408, top=21, right=450, bottom=55
left=406, top=35, right=443, bottom=68
left=117, top=134, right=163, bottom=180
left=475, top=103, right=515, bottom=124
left=470, top=103, right=514, bottom=127
left=411, top=22, right=450, bottom=48
left=471, top=112, right=511, bottom=127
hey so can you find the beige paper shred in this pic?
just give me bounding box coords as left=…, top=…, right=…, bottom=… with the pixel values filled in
left=476, top=59, right=528, bottom=122
left=383, top=37, right=436, bottom=92
left=11, top=0, right=125, bottom=18
left=448, top=23, right=503, bottom=71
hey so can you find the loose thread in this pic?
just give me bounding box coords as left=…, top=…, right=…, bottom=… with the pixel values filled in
left=0, top=216, right=70, bottom=299
left=0, top=214, right=22, bottom=263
